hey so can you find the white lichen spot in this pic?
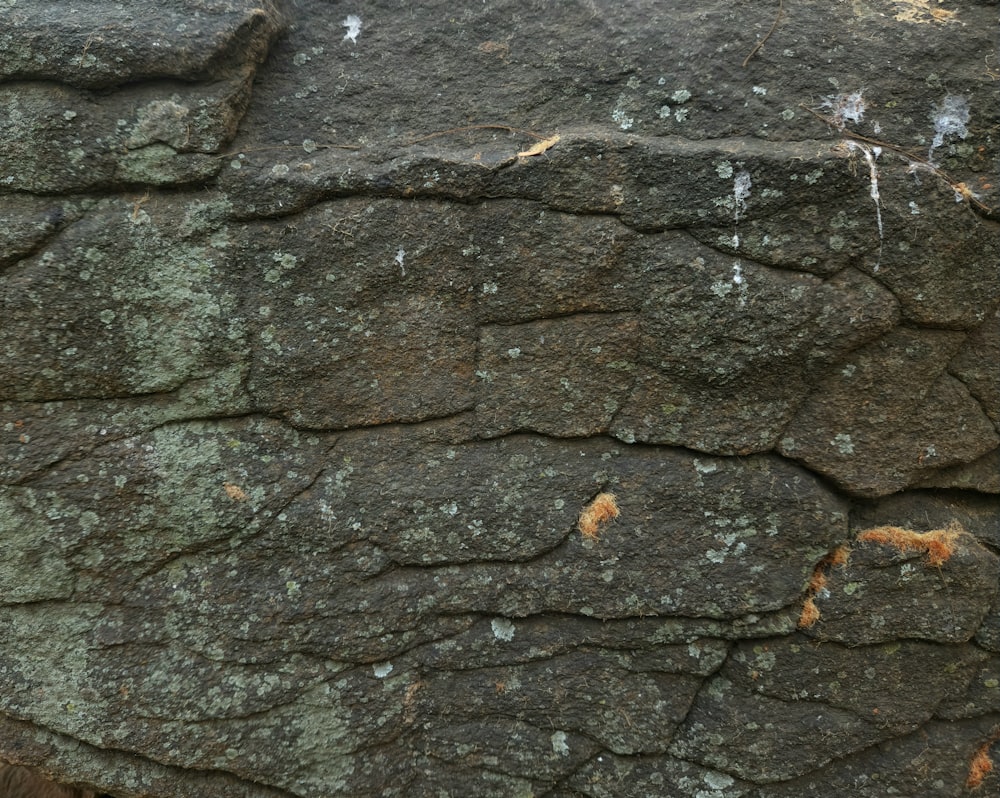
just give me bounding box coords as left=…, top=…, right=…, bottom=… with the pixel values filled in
left=293, top=52, right=310, bottom=66
left=271, top=163, right=290, bottom=177
left=671, top=89, right=691, bottom=103
left=481, top=281, right=498, bottom=294
left=491, top=618, right=515, bottom=642
left=612, top=104, right=634, bottom=131
left=703, top=771, right=735, bottom=790
left=928, top=94, right=969, bottom=162
left=752, top=85, right=767, bottom=96
left=781, top=108, right=796, bottom=121
left=285, top=580, right=301, bottom=598
left=909, top=201, right=920, bottom=215
left=506, top=347, right=521, bottom=359
left=550, top=730, right=570, bottom=757
left=342, top=14, right=362, bottom=43
left=272, top=251, right=297, bottom=269
left=658, top=105, right=672, bottom=119
left=62, top=110, right=77, bottom=121
left=803, top=169, right=824, bottom=185
left=832, top=433, right=855, bottom=455
left=394, top=247, right=406, bottom=276
left=710, top=280, right=733, bottom=298
left=302, top=138, right=318, bottom=153
left=626, top=76, right=641, bottom=89
left=674, top=108, right=689, bottom=122
left=693, top=459, right=719, bottom=474
left=715, top=161, right=734, bottom=179
left=373, top=662, right=393, bottom=678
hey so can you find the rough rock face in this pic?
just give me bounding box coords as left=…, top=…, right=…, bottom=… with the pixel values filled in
left=1, top=1, right=998, bottom=797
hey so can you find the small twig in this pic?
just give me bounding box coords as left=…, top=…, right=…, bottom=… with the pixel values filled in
left=404, top=124, right=549, bottom=146
left=743, top=0, right=783, bottom=68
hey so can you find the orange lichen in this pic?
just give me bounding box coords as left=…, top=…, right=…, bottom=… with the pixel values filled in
left=827, top=544, right=852, bottom=568
left=966, top=728, right=1000, bottom=789
left=797, top=545, right=851, bottom=629
left=798, top=596, right=821, bottom=629
left=578, top=492, right=620, bottom=540
left=222, top=481, right=249, bottom=502
left=856, top=522, right=963, bottom=567
left=806, top=568, right=828, bottom=595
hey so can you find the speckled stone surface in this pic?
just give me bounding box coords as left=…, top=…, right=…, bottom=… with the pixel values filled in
left=1, top=1, right=998, bottom=796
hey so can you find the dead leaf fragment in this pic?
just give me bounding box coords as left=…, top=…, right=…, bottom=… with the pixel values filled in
left=518, top=134, right=560, bottom=159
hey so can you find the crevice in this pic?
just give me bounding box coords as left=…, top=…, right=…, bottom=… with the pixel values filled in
left=0, top=711, right=301, bottom=798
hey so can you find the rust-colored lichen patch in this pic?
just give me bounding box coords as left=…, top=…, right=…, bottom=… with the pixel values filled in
left=798, top=596, right=821, bottom=629
left=578, top=492, right=620, bottom=540
left=222, top=481, right=249, bottom=501
left=967, top=728, right=1000, bottom=789
left=856, top=522, right=962, bottom=567
left=797, top=545, right=852, bottom=629
left=826, top=544, right=851, bottom=568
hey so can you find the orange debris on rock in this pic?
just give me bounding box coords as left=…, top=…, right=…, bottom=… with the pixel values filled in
left=578, top=492, right=620, bottom=540
left=223, top=481, right=249, bottom=502
left=798, top=596, right=821, bottom=629
left=967, top=728, right=1000, bottom=789
left=797, top=544, right=851, bottom=629
left=856, top=521, right=963, bottom=567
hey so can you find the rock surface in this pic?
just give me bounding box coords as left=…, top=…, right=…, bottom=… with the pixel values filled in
left=1, top=1, right=998, bottom=797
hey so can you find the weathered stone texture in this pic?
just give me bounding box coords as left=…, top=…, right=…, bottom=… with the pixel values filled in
left=2, top=0, right=999, bottom=797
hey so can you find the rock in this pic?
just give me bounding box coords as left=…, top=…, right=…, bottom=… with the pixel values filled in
left=802, top=523, right=1000, bottom=645
left=0, top=762, right=97, bottom=798
left=743, top=718, right=1000, bottom=798
left=669, top=636, right=989, bottom=783
left=1, top=0, right=999, bottom=796
left=0, top=1, right=286, bottom=192
left=778, top=327, right=999, bottom=496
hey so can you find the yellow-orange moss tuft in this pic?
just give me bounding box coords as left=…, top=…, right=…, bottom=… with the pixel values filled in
left=797, top=544, right=851, bottom=629
left=223, top=481, right=249, bottom=502
left=966, top=729, right=1000, bottom=790
left=856, top=521, right=963, bottom=567
left=806, top=568, right=828, bottom=595
left=798, top=596, right=821, bottom=629
left=578, top=492, right=620, bottom=540
left=827, top=544, right=852, bottom=568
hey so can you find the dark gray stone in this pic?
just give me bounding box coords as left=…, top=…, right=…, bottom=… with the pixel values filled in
left=2, top=0, right=999, bottom=796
